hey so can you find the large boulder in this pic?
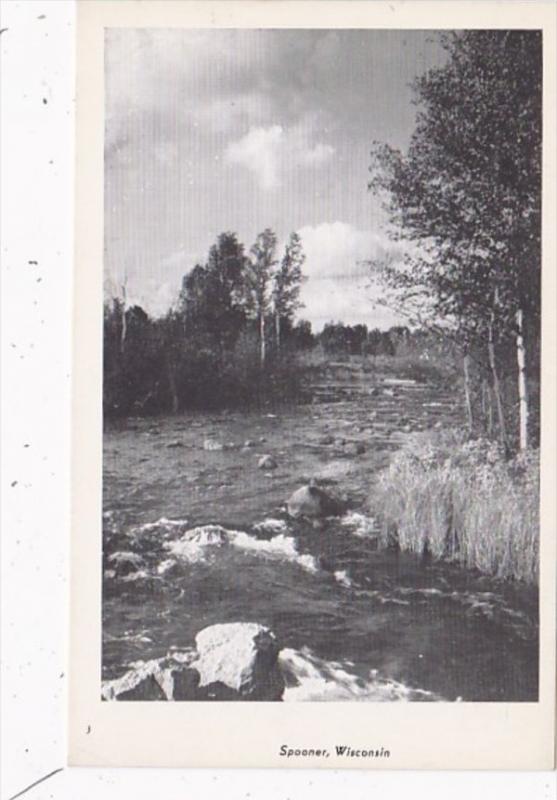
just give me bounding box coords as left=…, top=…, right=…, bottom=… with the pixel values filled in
left=286, top=484, right=343, bottom=519
left=191, top=622, right=285, bottom=701
left=258, top=454, right=277, bottom=470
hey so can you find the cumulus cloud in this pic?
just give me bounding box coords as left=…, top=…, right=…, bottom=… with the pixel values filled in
left=226, top=125, right=284, bottom=189
left=294, top=222, right=405, bottom=330
left=225, top=123, right=334, bottom=189
left=297, top=221, right=403, bottom=280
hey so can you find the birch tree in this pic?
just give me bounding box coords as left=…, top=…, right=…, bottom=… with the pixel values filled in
left=247, top=228, right=278, bottom=368
left=272, top=231, right=306, bottom=351
left=369, top=30, right=542, bottom=449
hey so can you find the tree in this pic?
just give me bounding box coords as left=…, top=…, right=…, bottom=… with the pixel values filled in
left=179, top=232, right=248, bottom=352
left=246, top=228, right=278, bottom=367
left=290, top=319, right=314, bottom=350
left=272, top=232, right=306, bottom=350
left=369, top=30, right=542, bottom=449
left=103, top=301, right=163, bottom=416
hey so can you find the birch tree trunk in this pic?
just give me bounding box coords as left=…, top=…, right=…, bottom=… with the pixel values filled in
left=487, top=315, right=507, bottom=449
left=486, top=380, right=493, bottom=436
left=463, top=351, right=474, bottom=430
left=275, top=312, right=280, bottom=353
left=260, top=313, right=266, bottom=368
left=515, top=307, right=529, bottom=450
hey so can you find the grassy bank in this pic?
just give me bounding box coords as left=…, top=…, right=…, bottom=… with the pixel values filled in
left=373, top=430, right=539, bottom=584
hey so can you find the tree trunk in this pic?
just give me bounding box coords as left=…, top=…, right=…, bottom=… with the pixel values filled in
left=260, top=313, right=266, bottom=368
left=486, top=380, right=493, bottom=435
left=515, top=308, right=529, bottom=450
left=462, top=352, right=474, bottom=431
left=275, top=312, right=280, bottom=353
left=120, top=283, right=127, bottom=353
left=487, top=316, right=507, bottom=449
left=481, top=377, right=489, bottom=433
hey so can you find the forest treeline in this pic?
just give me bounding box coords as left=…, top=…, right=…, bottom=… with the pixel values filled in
left=104, top=229, right=313, bottom=416
left=103, top=225, right=427, bottom=418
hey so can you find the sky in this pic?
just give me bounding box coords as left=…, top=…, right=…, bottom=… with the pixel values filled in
left=104, top=29, right=446, bottom=331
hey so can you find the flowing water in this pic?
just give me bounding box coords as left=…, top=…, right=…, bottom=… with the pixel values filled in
left=102, top=368, right=538, bottom=702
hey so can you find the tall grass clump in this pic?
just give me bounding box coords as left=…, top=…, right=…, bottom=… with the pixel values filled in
left=373, top=430, right=539, bottom=584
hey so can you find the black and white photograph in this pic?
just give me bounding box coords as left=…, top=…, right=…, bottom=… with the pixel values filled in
left=98, top=25, right=544, bottom=707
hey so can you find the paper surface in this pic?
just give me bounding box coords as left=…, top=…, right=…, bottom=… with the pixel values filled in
left=69, top=0, right=556, bottom=769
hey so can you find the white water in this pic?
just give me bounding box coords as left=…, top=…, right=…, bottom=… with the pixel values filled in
left=164, top=521, right=320, bottom=574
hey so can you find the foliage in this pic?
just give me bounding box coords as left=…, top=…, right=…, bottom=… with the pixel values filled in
left=369, top=30, right=542, bottom=450
left=104, top=228, right=309, bottom=417
left=370, top=31, right=541, bottom=331
left=244, top=228, right=278, bottom=322
left=272, top=231, right=306, bottom=338
left=319, top=322, right=393, bottom=357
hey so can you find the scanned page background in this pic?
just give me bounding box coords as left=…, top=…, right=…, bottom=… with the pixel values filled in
left=2, top=1, right=555, bottom=796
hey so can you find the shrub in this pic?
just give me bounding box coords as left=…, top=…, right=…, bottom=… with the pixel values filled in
left=373, top=430, right=539, bottom=584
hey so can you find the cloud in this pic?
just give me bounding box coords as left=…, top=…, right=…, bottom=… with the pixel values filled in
left=225, top=123, right=334, bottom=189
left=296, top=221, right=403, bottom=280
left=294, top=222, right=405, bottom=330
left=226, top=125, right=284, bottom=189
left=300, top=142, right=335, bottom=166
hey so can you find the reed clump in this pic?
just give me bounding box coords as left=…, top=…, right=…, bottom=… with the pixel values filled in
left=374, top=430, right=539, bottom=584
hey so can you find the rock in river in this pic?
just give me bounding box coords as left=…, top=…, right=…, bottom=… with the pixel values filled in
left=343, top=440, right=366, bottom=456
left=107, top=551, right=145, bottom=577
left=286, top=484, right=343, bottom=519
left=191, top=622, right=285, bottom=701
left=258, top=454, right=277, bottom=470
left=203, top=439, right=224, bottom=451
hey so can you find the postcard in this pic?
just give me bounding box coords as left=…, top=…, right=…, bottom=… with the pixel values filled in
left=69, top=0, right=556, bottom=769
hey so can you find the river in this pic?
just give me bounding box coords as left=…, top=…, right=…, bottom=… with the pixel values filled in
left=102, top=367, right=538, bottom=702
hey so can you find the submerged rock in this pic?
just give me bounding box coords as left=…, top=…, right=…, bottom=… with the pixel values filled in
left=203, top=439, right=224, bottom=451
left=107, top=551, right=145, bottom=577
left=258, top=454, right=277, bottom=470
left=191, top=622, right=285, bottom=701
left=343, top=441, right=366, bottom=456
left=286, top=484, right=343, bottom=519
